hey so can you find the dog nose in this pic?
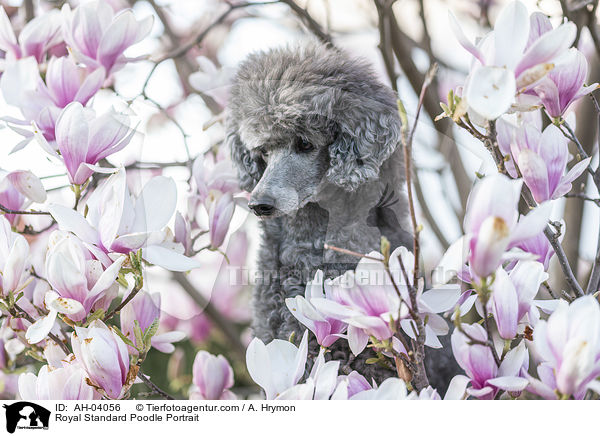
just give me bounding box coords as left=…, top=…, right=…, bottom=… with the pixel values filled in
left=248, top=196, right=276, bottom=216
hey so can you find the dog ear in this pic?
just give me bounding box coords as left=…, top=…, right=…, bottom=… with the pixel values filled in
left=326, top=87, right=401, bottom=191
left=227, top=125, right=264, bottom=192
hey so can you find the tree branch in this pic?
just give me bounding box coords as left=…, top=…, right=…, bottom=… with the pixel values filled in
left=172, top=272, right=247, bottom=363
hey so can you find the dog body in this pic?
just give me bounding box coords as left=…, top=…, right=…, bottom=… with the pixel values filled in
left=227, top=42, right=458, bottom=389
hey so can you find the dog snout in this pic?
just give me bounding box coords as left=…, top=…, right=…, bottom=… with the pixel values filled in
left=248, top=196, right=276, bottom=217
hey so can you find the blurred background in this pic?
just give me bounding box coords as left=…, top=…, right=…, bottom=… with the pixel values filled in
left=0, top=0, right=598, bottom=398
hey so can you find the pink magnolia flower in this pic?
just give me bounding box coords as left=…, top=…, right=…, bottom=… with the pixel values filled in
left=339, top=371, right=371, bottom=398
left=174, top=212, right=193, bottom=255
left=35, top=102, right=135, bottom=185
left=534, top=48, right=599, bottom=119
left=42, top=56, right=105, bottom=109
left=531, top=296, right=600, bottom=399
left=350, top=378, right=409, bottom=400
left=18, top=359, right=99, bottom=400
left=44, top=232, right=123, bottom=319
left=0, top=170, right=46, bottom=225
left=515, top=230, right=556, bottom=270
left=71, top=320, right=131, bottom=399
left=61, top=1, right=153, bottom=75
left=25, top=231, right=125, bottom=344
left=208, top=192, right=235, bottom=249
left=513, top=124, right=591, bottom=203
left=49, top=168, right=200, bottom=271
left=1, top=56, right=104, bottom=151
left=462, top=174, right=551, bottom=280
left=192, top=153, right=239, bottom=205
left=276, top=349, right=345, bottom=400
left=451, top=1, right=575, bottom=120
left=189, top=351, right=236, bottom=400
left=0, top=216, right=30, bottom=297
left=311, top=250, right=407, bottom=355
left=120, top=290, right=185, bottom=354
left=189, top=57, right=232, bottom=109
left=286, top=270, right=348, bottom=348
left=488, top=261, right=547, bottom=339
left=246, top=330, right=308, bottom=400
left=451, top=325, right=528, bottom=399
left=312, top=247, right=459, bottom=353
left=0, top=6, right=62, bottom=62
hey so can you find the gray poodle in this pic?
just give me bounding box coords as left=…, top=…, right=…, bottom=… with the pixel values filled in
left=226, top=41, right=458, bottom=391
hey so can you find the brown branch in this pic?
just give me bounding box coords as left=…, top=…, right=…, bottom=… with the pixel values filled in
left=155, top=1, right=280, bottom=62
left=587, top=1, right=600, bottom=59
left=137, top=371, right=175, bottom=400
left=104, top=280, right=143, bottom=322
left=172, top=272, right=247, bottom=363
left=0, top=204, right=51, bottom=216
left=413, top=173, right=450, bottom=250
left=24, top=0, right=34, bottom=22
left=279, top=0, right=332, bottom=44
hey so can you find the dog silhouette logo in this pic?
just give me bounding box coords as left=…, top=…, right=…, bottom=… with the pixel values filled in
left=3, top=402, right=50, bottom=433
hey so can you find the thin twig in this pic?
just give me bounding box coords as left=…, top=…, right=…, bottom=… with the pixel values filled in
left=137, top=371, right=175, bottom=400
left=0, top=204, right=51, bottom=216
left=172, top=272, right=247, bottom=363
left=279, top=0, right=332, bottom=44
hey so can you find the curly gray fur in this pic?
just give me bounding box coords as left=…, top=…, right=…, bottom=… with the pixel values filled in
left=226, top=41, right=460, bottom=393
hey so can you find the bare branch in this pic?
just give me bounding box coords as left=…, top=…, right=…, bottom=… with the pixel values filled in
left=172, top=272, right=247, bottom=363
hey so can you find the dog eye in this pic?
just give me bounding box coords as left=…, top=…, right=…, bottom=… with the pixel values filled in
left=295, top=137, right=314, bottom=153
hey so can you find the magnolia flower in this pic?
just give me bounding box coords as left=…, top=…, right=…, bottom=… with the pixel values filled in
left=0, top=6, right=62, bottom=62
left=192, top=153, right=239, bottom=205
left=276, top=348, right=344, bottom=400
left=285, top=270, right=348, bottom=348
left=313, top=247, right=460, bottom=353
left=0, top=170, right=47, bottom=224
left=71, top=320, right=131, bottom=399
left=26, top=291, right=84, bottom=344
left=61, top=1, right=153, bottom=75
left=452, top=325, right=528, bottom=399
left=246, top=330, right=308, bottom=400
left=513, top=124, right=591, bottom=203
left=534, top=48, right=599, bottom=119
left=192, top=153, right=239, bottom=249
left=18, top=359, right=99, bottom=400
left=35, top=102, right=135, bottom=185
left=189, top=57, right=232, bottom=109
left=531, top=296, right=600, bottom=399
left=27, top=231, right=125, bottom=335
left=350, top=378, right=409, bottom=400
left=208, top=192, right=235, bottom=249
left=462, top=174, right=551, bottom=280
left=0, top=216, right=30, bottom=296
left=408, top=375, right=471, bottom=400
left=42, top=56, right=106, bottom=109
left=49, top=169, right=200, bottom=271
left=174, top=212, right=193, bottom=256
left=189, top=351, right=236, bottom=400
left=515, top=230, right=556, bottom=271
left=488, top=261, right=547, bottom=339
left=451, top=1, right=575, bottom=119
left=1, top=56, right=105, bottom=152
left=311, top=251, right=406, bottom=355
left=120, top=290, right=185, bottom=353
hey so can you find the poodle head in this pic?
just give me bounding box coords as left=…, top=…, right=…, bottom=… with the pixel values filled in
left=226, top=41, right=401, bottom=217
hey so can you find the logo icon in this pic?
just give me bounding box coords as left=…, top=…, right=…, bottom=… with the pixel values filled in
left=3, top=402, right=50, bottom=433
